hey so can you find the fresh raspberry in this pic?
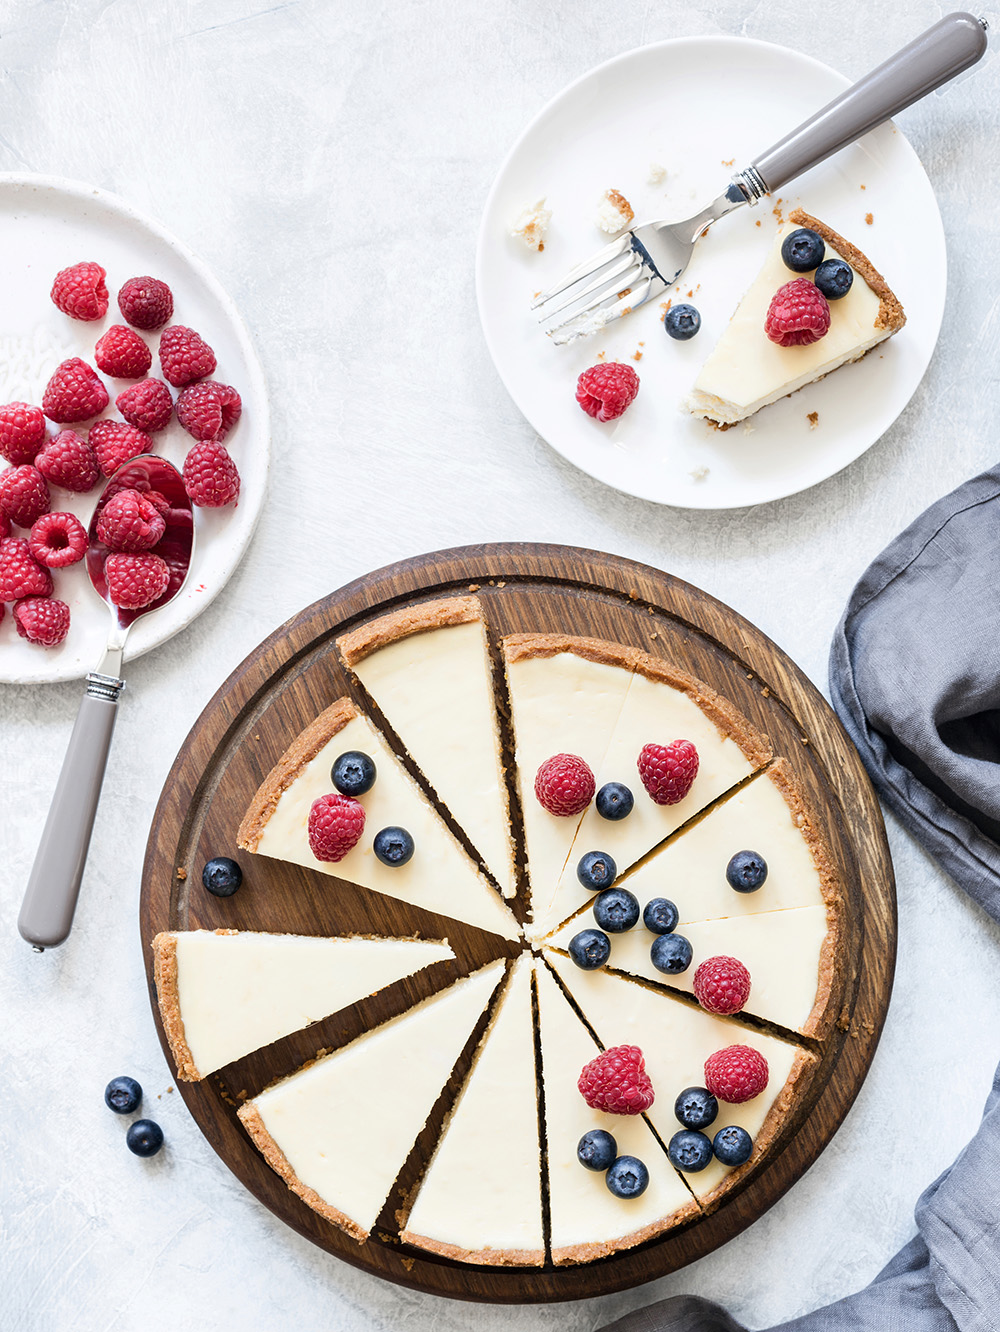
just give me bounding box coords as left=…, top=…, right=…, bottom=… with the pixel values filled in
left=50, top=261, right=109, bottom=321
left=0, top=509, right=8, bottom=539
left=42, top=358, right=110, bottom=423
left=0, top=403, right=47, bottom=465
left=28, top=512, right=88, bottom=569
left=307, top=793, right=366, bottom=862
left=143, top=490, right=171, bottom=516
left=0, top=466, right=51, bottom=529
left=575, top=362, right=640, bottom=423
left=764, top=278, right=831, bottom=347
left=94, top=325, right=153, bottom=379
left=13, top=596, right=70, bottom=646
left=637, top=740, right=699, bottom=806
left=159, top=325, right=217, bottom=387
left=578, top=1045, right=654, bottom=1115
left=704, top=1045, right=769, bottom=1104
left=96, top=489, right=166, bottom=552
left=117, top=275, right=174, bottom=331
left=182, top=439, right=240, bottom=507
left=35, top=430, right=101, bottom=493
left=175, top=381, right=242, bottom=441
left=105, top=552, right=170, bottom=609
left=534, top=753, right=595, bottom=816
left=89, top=420, right=154, bottom=477
left=116, top=378, right=173, bottom=433
left=693, top=956, right=752, bottom=1016
left=0, top=537, right=53, bottom=600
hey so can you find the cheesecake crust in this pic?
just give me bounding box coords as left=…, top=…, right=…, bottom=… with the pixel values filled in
left=338, top=596, right=482, bottom=666
left=787, top=209, right=906, bottom=334
left=503, top=632, right=638, bottom=673
left=549, top=1195, right=702, bottom=1265
left=152, top=929, right=242, bottom=1082
left=398, top=1230, right=546, bottom=1268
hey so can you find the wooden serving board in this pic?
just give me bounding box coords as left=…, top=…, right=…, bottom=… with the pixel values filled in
left=140, top=543, right=895, bottom=1304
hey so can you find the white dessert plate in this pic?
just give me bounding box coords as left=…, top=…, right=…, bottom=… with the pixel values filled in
left=0, top=174, right=269, bottom=684
left=476, top=36, right=946, bottom=509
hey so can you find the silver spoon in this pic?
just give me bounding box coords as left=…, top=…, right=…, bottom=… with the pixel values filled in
left=18, top=455, right=194, bottom=950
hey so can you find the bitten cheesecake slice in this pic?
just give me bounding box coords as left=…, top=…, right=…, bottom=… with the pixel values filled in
left=152, top=930, right=454, bottom=1081
left=688, top=208, right=906, bottom=426
left=238, top=960, right=506, bottom=1242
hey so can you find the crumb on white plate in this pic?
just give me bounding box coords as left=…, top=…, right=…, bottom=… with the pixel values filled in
left=648, top=162, right=667, bottom=185
left=689, top=465, right=710, bottom=482
left=508, top=198, right=551, bottom=251
left=596, top=189, right=634, bottom=234
left=742, top=421, right=756, bottom=435
left=807, top=411, right=819, bottom=430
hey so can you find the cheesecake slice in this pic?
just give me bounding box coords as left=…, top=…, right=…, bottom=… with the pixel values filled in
left=152, top=930, right=454, bottom=1081
left=238, top=697, right=519, bottom=941
left=401, top=956, right=544, bottom=1265
left=688, top=208, right=906, bottom=426
left=339, top=597, right=517, bottom=898
left=238, top=960, right=506, bottom=1242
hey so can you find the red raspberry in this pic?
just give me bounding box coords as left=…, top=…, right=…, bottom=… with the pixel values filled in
left=0, top=466, right=51, bottom=529
left=183, top=440, right=240, bottom=507
left=35, top=430, right=101, bottom=493
left=89, top=420, right=154, bottom=477
left=96, top=488, right=166, bottom=553
left=534, top=753, right=595, bottom=816
left=94, top=325, right=152, bottom=379
left=0, top=537, right=53, bottom=600
left=637, top=739, right=699, bottom=806
left=118, top=276, right=174, bottom=331
left=13, top=596, right=70, bottom=647
left=116, top=379, right=173, bottom=433
left=28, top=512, right=88, bottom=569
left=50, top=261, right=109, bottom=321
left=764, top=278, right=831, bottom=347
left=159, top=325, right=217, bottom=387
left=578, top=1045, right=654, bottom=1115
left=175, top=381, right=242, bottom=441
left=575, top=362, right=640, bottom=423
left=307, top=793, right=366, bottom=862
left=704, top=1045, right=769, bottom=1104
left=692, top=956, right=752, bottom=1016
left=42, top=358, right=110, bottom=423
left=0, top=403, right=47, bottom=465
left=105, top=552, right=170, bottom=609
left=0, top=510, right=8, bottom=540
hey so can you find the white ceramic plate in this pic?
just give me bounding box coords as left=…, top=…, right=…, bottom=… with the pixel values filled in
left=476, top=36, right=946, bottom=509
left=0, top=175, right=269, bottom=683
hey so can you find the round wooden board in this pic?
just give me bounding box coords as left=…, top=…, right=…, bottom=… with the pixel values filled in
left=140, top=543, right=895, bottom=1304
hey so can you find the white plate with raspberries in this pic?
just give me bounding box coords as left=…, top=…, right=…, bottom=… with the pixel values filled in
left=0, top=174, right=269, bottom=683
left=476, top=35, right=946, bottom=509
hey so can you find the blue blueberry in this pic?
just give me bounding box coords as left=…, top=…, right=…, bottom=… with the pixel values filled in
left=577, top=850, right=617, bottom=892
left=104, top=1076, right=142, bottom=1115
left=726, top=849, right=768, bottom=893
left=814, top=258, right=853, bottom=301
left=568, top=928, right=611, bottom=970
left=577, top=1129, right=617, bottom=1172
left=202, top=857, right=242, bottom=897
left=596, top=782, right=634, bottom=821
left=650, top=932, right=692, bottom=974
left=373, top=826, right=414, bottom=867
left=664, top=304, right=701, bottom=340
left=606, top=1155, right=649, bottom=1199
left=643, top=897, right=679, bottom=935
left=593, top=886, right=640, bottom=933
left=713, top=1125, right=753, bottom=1166
left=781, top=227, right=825, bottom=272
left=674, top=1085, right=718, bottom=1130
left=331, top=750, right=376, bottom=796
left=126, top=1119, right=164, bottom=1157
left=668, top=1129, right=713, bottom=1172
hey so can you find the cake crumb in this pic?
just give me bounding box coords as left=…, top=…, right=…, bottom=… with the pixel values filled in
left=761, top=687, right=770, bottom=698
left=596, top=188, right=635, bottom=234
left=167, top=1086, right=174, bottom=1094
left=721, top=158, right=735, bottom=167
left=632, top=349, right=643, bottom=361
left=860, top=183, right=866, bottom=190
left=596, top=349, right=607, bottom=361
left=508, top=198, right=551, bottom=251
left=401, top=1257, right=415, bottom=1272
left=807, top=411, right=819, bottom=430
left=648, top=162, right=667, bottom=185
left=496, top=580, right=506, bottom=588
left=689, top=465, right=710, bottom=482
left=755, top=219, right=761, bottom=227
left=175, top=866, right=187, bottom=880
left=742, top=420, right=756, bottom=435
left=800, top=736, right=810, bottom=745
left=865, top=212, right=873, bottom=225
left=467, top=583, right=480, bottom=592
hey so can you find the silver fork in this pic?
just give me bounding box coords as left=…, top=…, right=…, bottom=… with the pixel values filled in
left=534, top=11, right=988, bottom=344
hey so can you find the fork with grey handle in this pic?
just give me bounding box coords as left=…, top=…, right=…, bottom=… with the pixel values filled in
left=534, top=11, right=988, bottom=344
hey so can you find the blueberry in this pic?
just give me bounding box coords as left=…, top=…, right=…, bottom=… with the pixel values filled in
left=331, top=750, right=376, bottom=796
left=104, top=1076, right=142, bottom=1115
left=606, top=1155, right=649, bottom=1199
left=202, top=857, right=242, bottom=897
left=780, top=227, right=825, bottom=272
left=650, top=932, right=692, bottom=974
left=814, top=258, right=854, bottom=300
left=668, top=1129, right=713, bottom=1172
left=126, top=1119, right=164, bottom=1157
left=596, top=782, right=634, bottom=821
left=713, top=1125, right=753, bottom=1166
left=726, top=850, right=768, bottom=893
left=373, top=826, right=414, bottom=867
left=643, top=897, right=679, bottom=935
left=568, top=928, right=611, bottom=970
left=664, top=304, right=701, bottom=340
left=674, top=1085, right=718, bottom=1130
left=577, top=850, right=617, bottom=892
left=577, top=1129, right=617, bottom=1172
left=593, top=886, right=640, bottom=933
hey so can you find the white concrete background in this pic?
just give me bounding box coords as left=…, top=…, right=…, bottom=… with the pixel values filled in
left=3, top=1, right=1000, bottom=1328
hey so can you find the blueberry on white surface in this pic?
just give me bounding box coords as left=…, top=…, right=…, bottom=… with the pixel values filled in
left=668, top=1128, right=713, bottom=1171
left=674, top=1085, right=718, bottom=1130
left=577, top=850, right=617, bottom=892
left=568, top=927, right=612, bottom=970
left=595, top=782, right=634, bottom=821
left=726, top=849, right=767, bottom=893
left=650, top=931, right=692, bottom=974
left=606, top=1155, right=649, bottom=1199
left=714, top=1124, right=753, bottom=1166
left=781, top=227, right=825, bottom=272
left=372, top=826, right=414, bottom=866
left=664, top=303, right=701, bottom=340
left=126, top=1119, right=164, bottom=1157
left=642, top=897, right=679, bottom=934
left=814, top=257, right=853, bottom=300
left=593, top=886, right=640, bottom=933
left=331, top=750, right=376, bottom=796
left=577, top=1129, right=617, bottom=1172
left=104, top=1076, right=142, bottom=1115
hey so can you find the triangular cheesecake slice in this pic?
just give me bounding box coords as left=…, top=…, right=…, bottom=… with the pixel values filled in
left=339, top=597, right=517, bottom=898
left=238, top=960, right=506, bottom=1242
left=237, top=697, right=519, bottom=941
left=152, top=930, right=454, bottom=1081
left=401, top=956, right=544, bottom=1265
left=688, top=207, right=906, bottom=426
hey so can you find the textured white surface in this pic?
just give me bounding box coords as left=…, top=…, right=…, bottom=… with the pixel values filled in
left=3, top=1, right=1000, bottom=1329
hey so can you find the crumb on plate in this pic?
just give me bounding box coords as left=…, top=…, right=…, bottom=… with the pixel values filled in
left=648, top=162, right=667, bottom=184
left=807, top=411, right=819, bottom=430
left=865, top=212, right=874, bottom=225
left=596, top=188, right=634, bottom=234
left=508, top=198, right=551, bottom=251
left=689, top=465, right=710, bottom=482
